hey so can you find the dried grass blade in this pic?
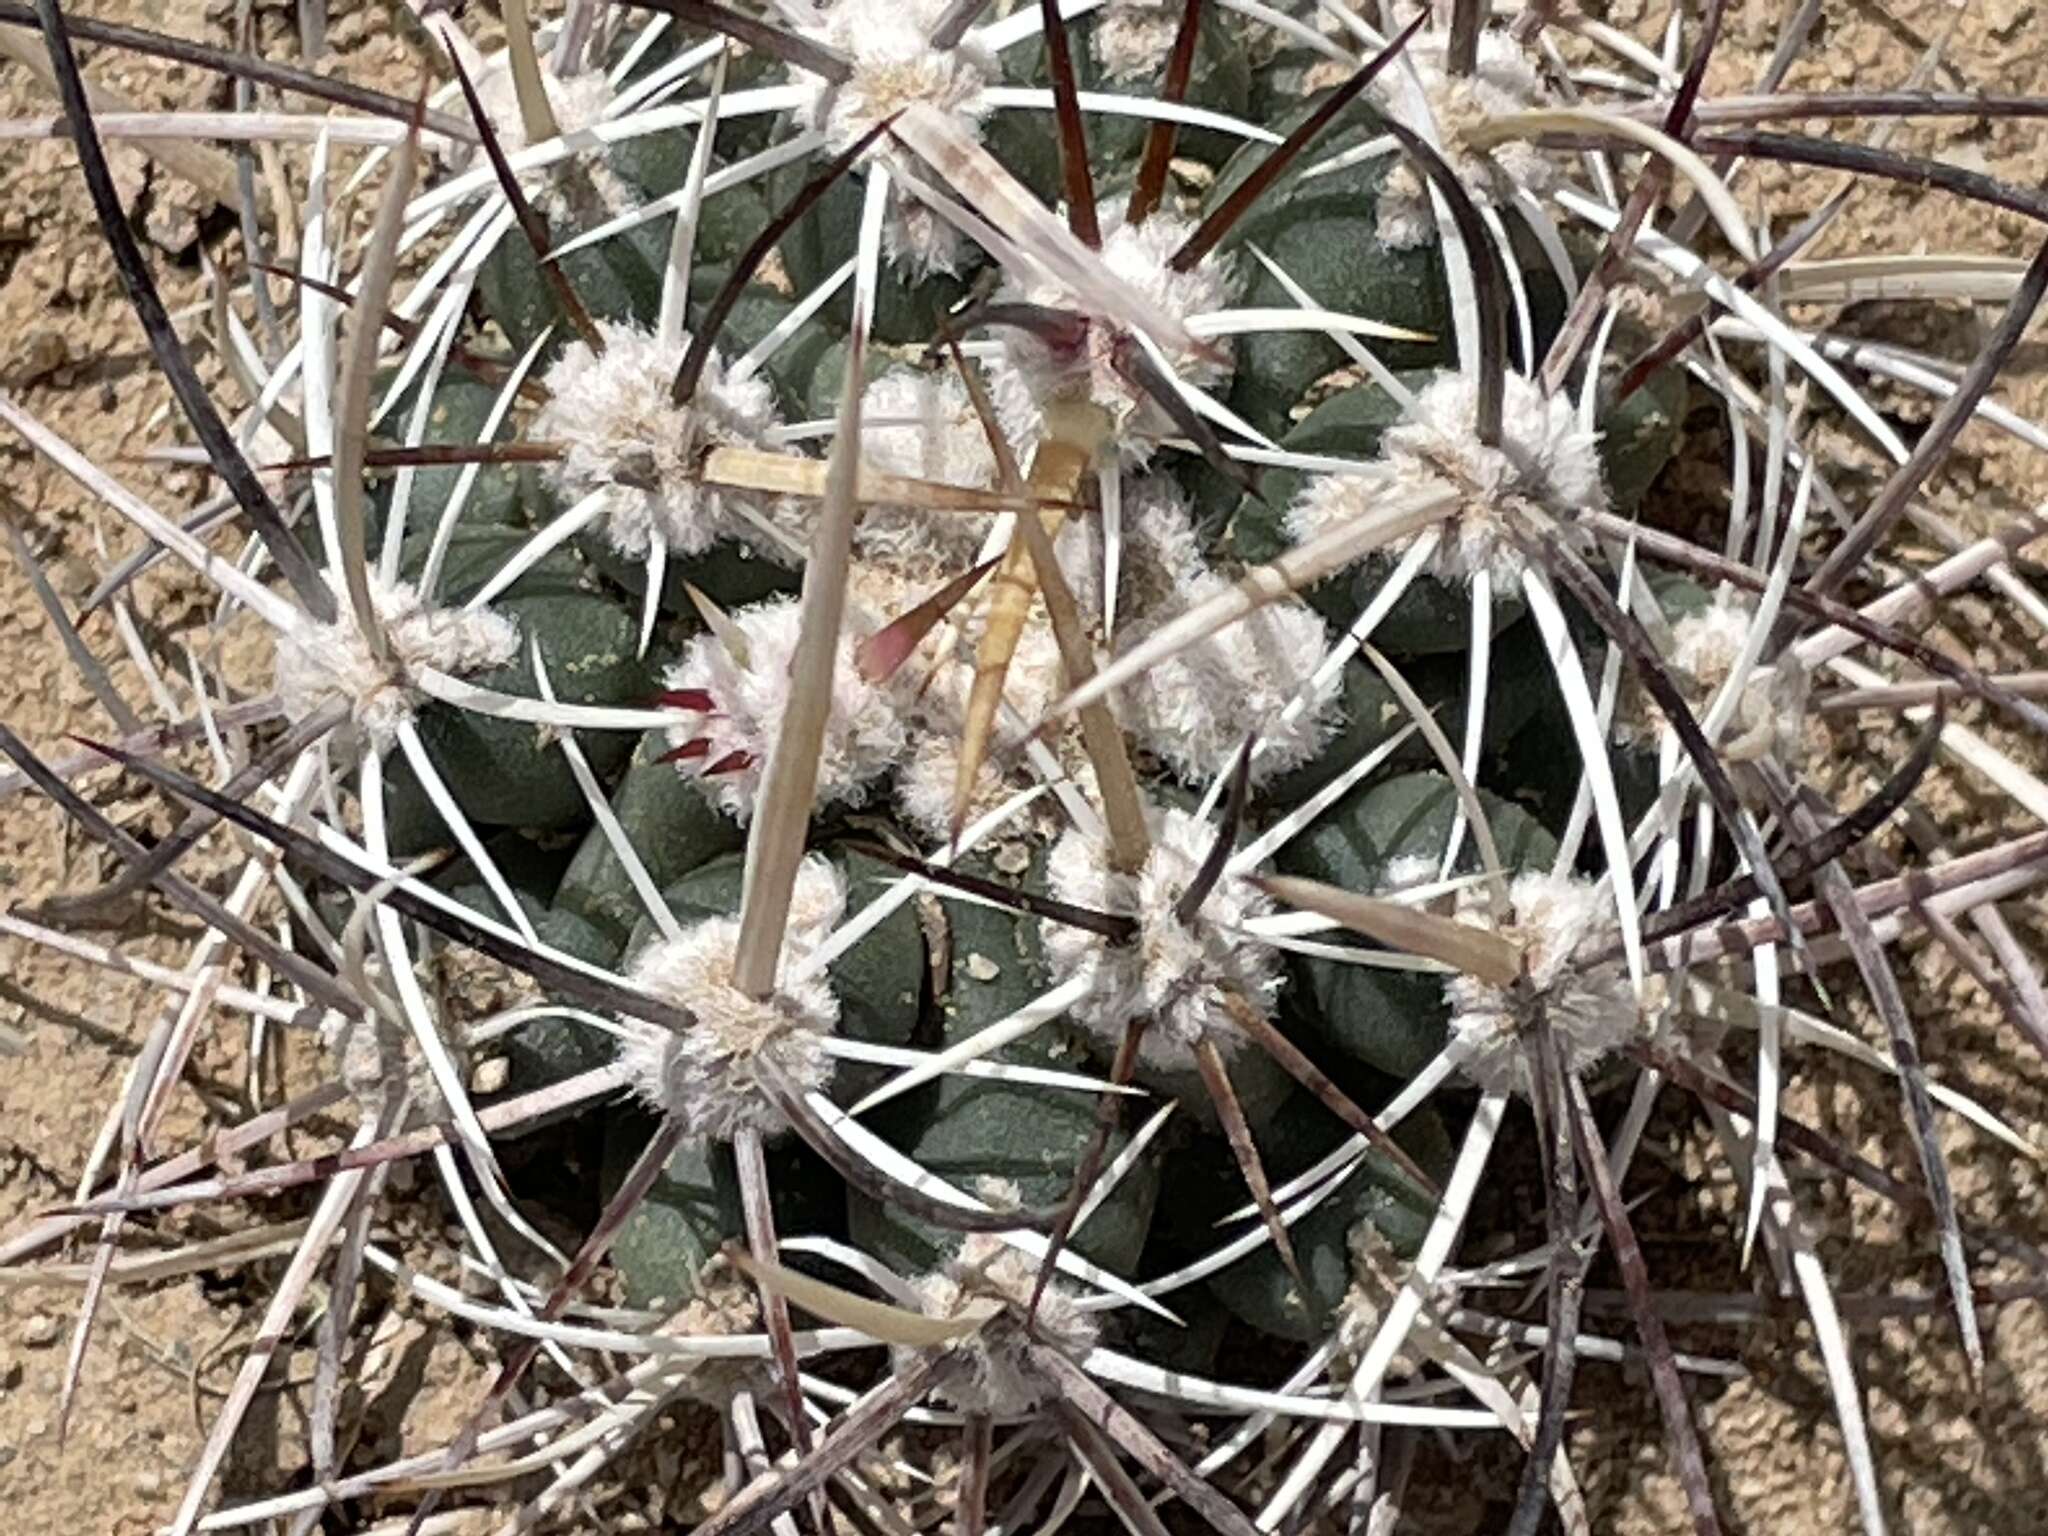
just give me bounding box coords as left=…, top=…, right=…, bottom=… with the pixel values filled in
left=724, top=1242, right=996, bottom=1346
left=730, top=332, right=869, bottom=998
left=1251, top=874, right=1523, bottom=986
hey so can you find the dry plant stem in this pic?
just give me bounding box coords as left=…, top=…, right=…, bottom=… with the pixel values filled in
left=1195, top=1036, right=1311, bottom=1309
left=702, top=444, right=1077, bottom=517
left=33, top=0, right=334, bottom=620
left=1029, top=1346, right=1264, bottom=1536
left=1127, top=0, right=1204, bottom=226
left=1562, top=1073, right=1722, bottom=1536
left=733, top=1127, right=833, bottom=1536
left=447, top=50, right=603, bottom=352
left=695, top=1354, right=955, bottom=1536
left=1507, top=1026, right=1585, bottom=1536
left=953, top=416, right=1094, bottom=849
left=731, top=334, right=867, bottom=999
left=0, top=2, right=473, bottom=138
left=1804, top=238, right=2048, bottom=604
left=1765, top=769, right=1984, bottom=1377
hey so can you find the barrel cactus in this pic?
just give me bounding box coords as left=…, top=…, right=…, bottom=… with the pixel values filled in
left=5, top=2, right=2048, bottom=1534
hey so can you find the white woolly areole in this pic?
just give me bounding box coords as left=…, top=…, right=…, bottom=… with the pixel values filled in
left=533, top=320, right=790, bottom=563
left=854, top=368, right=1001, bottom=575
left=897, top=1229, right=1100, bottom=1414
left=1372, top=29, right=1556, bottom=250
left=1042, top=807, right=1282, bottom=1072
left=985, top=212, right=1236, bottom=465
left=1120, top=574, right=1340, bottom=786
left=1291, top=370, right=1606, bottom=587
left=663, top=596, right=911, bottom=822
left=619, top=857, right=846, bottom=1142
left=1617, top=591, right=1811, bottom=763
left=1446, top=872, right=1651, bottom=1096
left=274, top=575, right=519, bottom=748
left=799, top=0, right=995, bottom=273
left=1095, top=0, right=1183, bottom=82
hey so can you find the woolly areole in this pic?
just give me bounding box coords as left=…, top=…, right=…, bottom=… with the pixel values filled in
left=533, top=320, right=790, bottom=562
left=900, top=1228, right=1100, bottom=1415
left=1445, top=872, right=1650, bottom=1095
left=620, top=856, right=847, bottom=1142
left=1289, top=370, right=1606, bottom=587
left=1042, top=807, right=1283, bottom=1072
left=273, top=575, right=519, bottom=749
left=662, top=596, right=911, bottom=822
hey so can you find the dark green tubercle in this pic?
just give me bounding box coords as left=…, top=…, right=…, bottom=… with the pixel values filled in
left=1203, top=1086, right=1453, bottom=1342
left=605, top=845, right=926, bottom=1308
left=849, top=846, right=1163, bottom=1281
left=384, top=525, right=651, bottom=842
left=1274, top=770, right=1558, bottom=1079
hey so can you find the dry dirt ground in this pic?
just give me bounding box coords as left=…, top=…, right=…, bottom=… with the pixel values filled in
left=0, top=1, right=2046, bottom=1532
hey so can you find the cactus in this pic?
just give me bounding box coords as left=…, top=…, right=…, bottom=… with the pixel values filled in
left=5, top=2, right=2048, bottom=1534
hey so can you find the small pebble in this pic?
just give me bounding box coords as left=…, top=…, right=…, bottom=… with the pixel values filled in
left=991, top=841, right=1031, bottom=877
left=19, top=1314, right=60, bottom=1349
left=963, top=952, right=1000, bottom=983
left=470, top=1056, right=510, bottom=1094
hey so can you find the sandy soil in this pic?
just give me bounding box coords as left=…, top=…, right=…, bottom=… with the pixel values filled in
left=0, top=0, right=2045, bottom=1532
